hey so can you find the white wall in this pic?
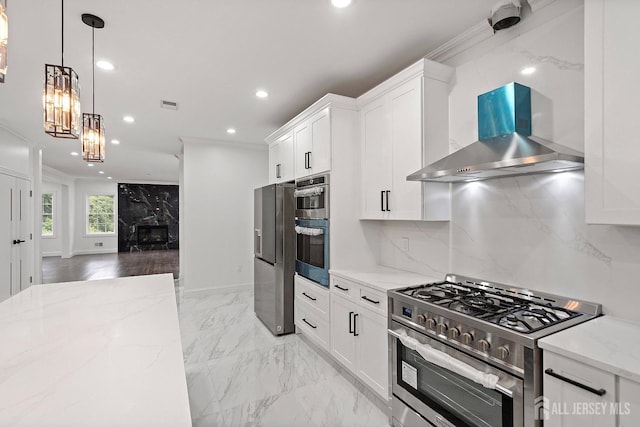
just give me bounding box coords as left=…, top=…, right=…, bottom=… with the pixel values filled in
left=72, top=179, right=118, bottom=255
left=181, top=138, right=268, bottom=291
left=374, top=2, right=640, bottom=322
left=0, top=127, right=31, bottom=177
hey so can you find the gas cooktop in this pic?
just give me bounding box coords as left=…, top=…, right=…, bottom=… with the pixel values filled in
left=399, top=280, right=582, bottom=334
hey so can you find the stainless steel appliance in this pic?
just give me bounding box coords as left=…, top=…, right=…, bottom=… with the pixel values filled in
left=294, top=218, right=329, bottom=286
left=294, top=174, right=330, bottom=287
left=407, top=83, right=584, bottom=183
left=388, top=274, right=602, bottom=427
left=254, top=183, right=295, bottom=335
left=294, top=174, right=329, bottom=219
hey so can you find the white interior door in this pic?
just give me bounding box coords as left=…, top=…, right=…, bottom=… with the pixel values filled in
left=15, top=177, right=32, bottom=293
left=0, top=173, right=13, bottom=301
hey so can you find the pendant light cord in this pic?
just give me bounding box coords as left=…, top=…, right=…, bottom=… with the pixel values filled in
left=61, top=0, right=64, bottom=66
left=92, top=25, right=95, bottom=114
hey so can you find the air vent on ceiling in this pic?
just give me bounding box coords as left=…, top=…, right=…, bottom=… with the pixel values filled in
left=160, top=100, right=179, bottom=110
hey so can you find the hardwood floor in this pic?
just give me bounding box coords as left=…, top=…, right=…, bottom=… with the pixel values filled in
left=42, top=250, right=180, bottom=284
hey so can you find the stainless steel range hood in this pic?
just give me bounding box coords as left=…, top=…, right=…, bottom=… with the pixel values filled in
left=407, top=82, right=584, bottom=182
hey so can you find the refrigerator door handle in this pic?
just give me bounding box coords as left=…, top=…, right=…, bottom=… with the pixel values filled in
left=255, top=228, right=262, bottom=257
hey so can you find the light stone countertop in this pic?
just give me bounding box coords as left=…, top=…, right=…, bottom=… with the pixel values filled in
left=330, top=266, right=440, bottom=292
left=0, top=273, right=191, bottom=427
left=538, top=316, right=640, bottom=383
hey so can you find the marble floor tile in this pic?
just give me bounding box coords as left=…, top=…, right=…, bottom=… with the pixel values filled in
left=178, top=288, right=390, bottom=427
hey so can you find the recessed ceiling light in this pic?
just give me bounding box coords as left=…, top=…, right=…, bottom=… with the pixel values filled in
left=123, top=115, right=135, bottom=123
left=71, top=151, right=79, bottom=156
left=99, top=171, right=105, bottom=174
left=107, top=176, right=112, bottom=180
left=87, top=163, right=94, bottom=167
left=226, top=128, right=236, bottom=134
left=255, top=90, right=269, bottom=99
left=96, top=60, right=115, bottom=71
left=521, top=66, right=536, bottom=75
left=331, top=0, right=352, bottom=7
left=111, top=139, right=120, bottom=145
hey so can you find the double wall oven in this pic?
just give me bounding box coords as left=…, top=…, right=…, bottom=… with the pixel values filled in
left=388, top=274, right=601, bottom=427
left=294, top=174, right=329, bottom=286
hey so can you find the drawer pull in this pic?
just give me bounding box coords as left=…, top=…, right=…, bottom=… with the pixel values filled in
left=361, top=295, right=380, bottom=305
left=353, top=313, right=359, bottom=336
left=302, top=292, right=317, bottom=301
left=302, top=318, right=317, bottom=329
left=335, top=285, right=349, bottom=292
left=544, top=369, right=606, bottom=396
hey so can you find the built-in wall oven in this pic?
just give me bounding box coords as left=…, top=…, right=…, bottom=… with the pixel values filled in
left=294, top=174, right=329, bottom=286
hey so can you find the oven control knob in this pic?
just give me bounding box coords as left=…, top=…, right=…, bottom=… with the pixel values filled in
left=436, top=323, right=448, bottom=335
left=425, top=318, right=437, bottom=329
left=449, top=327, right=461, bottom=339
left=497, top=346, right=510, bottom=359
left=478, top=339, right=491, bottom=352
left=461, top=332, right=474, bottom=345
left=416, top=314, right=426, bottom=325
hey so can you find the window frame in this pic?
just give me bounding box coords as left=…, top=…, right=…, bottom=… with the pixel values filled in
left=85, top=192, right=117, bottom=236
left=41, top=191, right=56, bottom=238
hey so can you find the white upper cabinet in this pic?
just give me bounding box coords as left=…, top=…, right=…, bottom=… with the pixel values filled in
left=268, top=131, right=294, bottom=184
left=585, top=0, right=640, bottom=225
left=266, top=95, right=356, bottom=182
left=358, top=59, right=453, bottom=221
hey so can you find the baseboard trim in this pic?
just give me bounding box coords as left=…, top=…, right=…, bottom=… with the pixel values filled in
left=42, top=251, right=62, bottom=257
left=183, top=283, right=252, bottom=295
left=72, top=248, right=118, bottom=256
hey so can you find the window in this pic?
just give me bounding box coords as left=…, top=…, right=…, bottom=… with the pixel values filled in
left=86, top=194, right=115, bottom=234
left=42, top=193, right=54, bottom=236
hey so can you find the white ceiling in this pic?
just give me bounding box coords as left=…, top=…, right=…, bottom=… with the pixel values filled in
left=0, top=0, right=499, bottom=183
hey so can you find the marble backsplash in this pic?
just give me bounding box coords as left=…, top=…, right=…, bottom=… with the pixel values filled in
left=375, top=4, right=640, bottom=322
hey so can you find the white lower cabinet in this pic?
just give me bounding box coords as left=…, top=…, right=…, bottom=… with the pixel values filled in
left=619, top=377, right=640, bottom=427
left=294, top=275, right=331, bottom=351
left=330, top=277, right=389, bottom=400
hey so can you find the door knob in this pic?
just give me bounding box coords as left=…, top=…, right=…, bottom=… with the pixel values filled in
left=13, top=239, right=25, bottom=244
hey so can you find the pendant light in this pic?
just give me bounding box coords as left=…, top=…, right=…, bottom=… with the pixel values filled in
left=81, top=14, right=105, bottom=163
left=0, top=0, right=8, bottom=83
left=44, top=0, right=81, bottom=138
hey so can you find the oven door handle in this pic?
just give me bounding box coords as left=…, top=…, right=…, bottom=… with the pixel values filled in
left=388, top=329, right=513, bottom=398
left=295, top=226, right=324, bottom=236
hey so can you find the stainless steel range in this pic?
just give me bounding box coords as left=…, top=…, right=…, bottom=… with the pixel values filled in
left=388, top=274, right=601, bottom=427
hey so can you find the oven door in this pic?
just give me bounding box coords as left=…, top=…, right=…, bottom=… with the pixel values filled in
left=294, top=218, right=329, bottom=286
left=389, top=323, right=524, bottom=427
left=294, top=185, right=328, bottom=219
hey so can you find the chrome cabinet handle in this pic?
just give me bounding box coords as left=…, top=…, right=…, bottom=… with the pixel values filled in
left=361, top=295, right=380, bottom=304
left=302, top=318, right=317, bottom=329
left=302, top=292, right=316, bottom=301
left=545, top=369, right=606, bottom=396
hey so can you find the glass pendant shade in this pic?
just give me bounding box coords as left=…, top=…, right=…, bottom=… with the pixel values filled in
left=44, top=64, right=81, bottom=138
left=0, top=4, right=7, bottom=45
left=82, top=113, right=105, bottom=162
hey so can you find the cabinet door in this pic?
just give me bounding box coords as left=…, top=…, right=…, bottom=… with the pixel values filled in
left=585, top=0, right=640, bottom=224
left=543, top=352, right=615, bottom=427
left=330, top=293, right=356, bottom=372
left=360, top=97, right=391, bottom=219
left=268, top=142, right=280, bottom=184
left=619, top=377, right=640, bottom=427
left=388, top=76, right=423, bottom=220
left=309, top=107, right=331, bottom=175
left=279, top=132, right=295, bottom=182
left=354, top=307, right=389, bottom=399
left=294, top=121, right=312, bottom=179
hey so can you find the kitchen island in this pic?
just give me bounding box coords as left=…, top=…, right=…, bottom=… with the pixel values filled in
left=0, top=273, right=191, bottom=427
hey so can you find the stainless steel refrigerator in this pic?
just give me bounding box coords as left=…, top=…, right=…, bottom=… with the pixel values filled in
left=254, top=183, right=295, bottom=335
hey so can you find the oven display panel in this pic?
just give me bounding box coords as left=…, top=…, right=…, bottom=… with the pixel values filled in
left=402, top=307, right=413, bottom=318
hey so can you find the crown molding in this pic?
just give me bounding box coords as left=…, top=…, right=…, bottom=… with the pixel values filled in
left=424, top=20, right=495, bottom=64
